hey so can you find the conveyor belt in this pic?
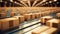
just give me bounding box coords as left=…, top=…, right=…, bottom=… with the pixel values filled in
left=5, top=12, right=58, bottom=34
left=13, top=23, right=41, bottom=34
left=6, top=22, right=40, bottom=34
left=23, top=24, right=41, bottom=34
left=5, top=19, right=40, bottom=34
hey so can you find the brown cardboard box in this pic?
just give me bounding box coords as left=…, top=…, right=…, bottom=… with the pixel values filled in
left=3, top=7, right=8, bottom=13
left=41, top=12, right=46, bottom=16
left=39, top=13, right=42, bottom=17
left=51, top=11, right=55, bottom=13
left=0, top=7, right=2, bottom=13
left=13, top=16, right=25, bottom=23
left=32, top=26, right=50, bottom=34
left=44, top=11, right=50, bottom=15
left=2, top=21, right=9, bottom=31
left=0, top=19, right=9, bottom=30
left=1, top=7, right=7, bottom=13
left=20, top=11, right=25, bottom=15
left=0, top=22, right=1, bottom=30
left=46, top=19, right=60, bottom=28
left=31, top=14, right=36, bottom=19
left=6, top=18, right=19, bottom=28
left=56, top=13, right=60, bottom=18
left=35, top=13, right=40, bottom=18
left=40, top=27, right=57, bottom=34
left=11, top=19, right=19, bottom=27
left=39, top=13, right=41, bottom=17
left=10, top=12, right=16, bottom=17
left=40, top=16, right=53, bottom=24
left=24, top=14, right=31, bottom=21
left=0, top=18, right=19, bottom=31
left=41, top=11, right=50, bottom=17
left=0, top=13, right=6, bottom=18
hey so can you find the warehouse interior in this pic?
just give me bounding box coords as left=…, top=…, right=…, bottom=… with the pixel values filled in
left=0, top=0, right=60, bottom=34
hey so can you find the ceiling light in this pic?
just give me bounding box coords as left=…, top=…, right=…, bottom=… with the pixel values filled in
left=22, top=0, right=28, bottom=1
left=46, top=2, right=48, bottom=4
left=49, top=1, right=52, bottom=3
left=15, top=2, right=16, bottom=3
left=43, top=0, right=47, bottom=2
left=54, top=0, right=57, bottom=1
left=10, top=0, right=13, bottom=2
left=57, top=2, right=59, bottom=4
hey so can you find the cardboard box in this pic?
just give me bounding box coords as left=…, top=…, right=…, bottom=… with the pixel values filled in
left=10, top=12, right=16, bottom=17
left=41, top=12, right=46, bottom=16
left=31, top=14, right=36, bottom=19
left=40, top=16, right=53, bottom=24
left=0, top=22, right=1, bottom=30
left=39, top=13, right=41, bottom=17
left=0, top=18, right=19, bottom=31
left=45, top=11, right=51, bottom=15
left=13, top=16, right=25, bottom=23
left=35, top=13, right=40, bottom=18
left=24, top=14, right=31, bottom=21
left=32, top=26, right=49, bottom=34
left=0, top=13, right=6, bottom=18
left=40, top=27, right=57, bottom=34
left=0, top=19, right=10, bottom=30
left=11, top=19, right=19, bottom=27
left=6, top=18, right=19, bottom=28
left=1, top=8, right=7, bottom=13
left=56, top=13, right=60, bottom=18
left=20, top=11, right=25, bottom=15
left=46, top=19, right=60, bottom=28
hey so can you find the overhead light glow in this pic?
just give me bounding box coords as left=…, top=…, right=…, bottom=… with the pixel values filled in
left=43, top=0, right=47, bottom=2
left=41, top=32, right=47, bottom=34
left=54, top=0, right=57, bottom=1
left=14, top=2, right=16, bottom=3
left=46, top=2, right=48, bottom=4
left=0, top=0, right=2, bottom=2
left=57, top=2, right=59, bottom=4
left=49, top=1, right=52, bottom=3
left=22, top=0, right=28, bottom=1
left=10, top=0, right=13, bottom=2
